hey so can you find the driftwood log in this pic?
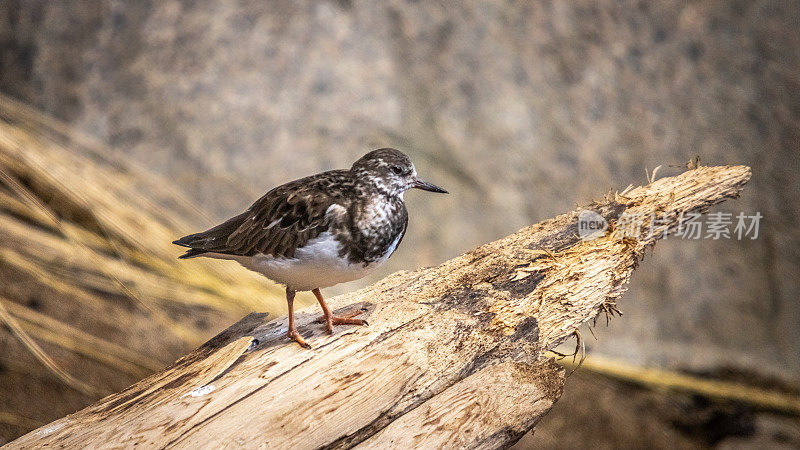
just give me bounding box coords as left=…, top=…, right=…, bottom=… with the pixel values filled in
left=7, top=165, right=751, bottom=449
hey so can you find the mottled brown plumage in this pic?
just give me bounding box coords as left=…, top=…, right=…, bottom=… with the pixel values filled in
left=174, top=170, right=351, bottom=259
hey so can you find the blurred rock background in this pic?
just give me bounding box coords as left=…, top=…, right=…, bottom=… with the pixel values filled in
left=1, top=0, right=799, bottom=447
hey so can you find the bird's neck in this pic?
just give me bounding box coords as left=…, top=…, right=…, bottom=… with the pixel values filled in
left=352, top=172, right=402, bottom=200
left=355, top=193, right=405, bottom=224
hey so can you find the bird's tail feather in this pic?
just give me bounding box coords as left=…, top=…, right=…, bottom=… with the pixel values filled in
left=173, top=211, right=250, bottom=259
left=173, top=234, right=209, bottom=259
left=177, top=247, right=208, bottom=259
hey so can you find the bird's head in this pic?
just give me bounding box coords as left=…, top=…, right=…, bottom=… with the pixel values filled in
left=351, top=148, right=448, bottom=198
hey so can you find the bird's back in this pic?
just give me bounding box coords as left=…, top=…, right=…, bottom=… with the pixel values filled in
left=173, top=170, right=354, bottom=259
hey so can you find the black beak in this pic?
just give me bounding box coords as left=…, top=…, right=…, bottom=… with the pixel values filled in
left=412, top=179, right=448, bottom=194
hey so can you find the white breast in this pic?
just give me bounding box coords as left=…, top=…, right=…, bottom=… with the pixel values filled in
left=209, top=231, right=390, bottom=291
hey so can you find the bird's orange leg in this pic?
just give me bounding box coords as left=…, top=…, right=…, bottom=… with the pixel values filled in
left=313, top=288, right=367, bottom=334
left=286, top=287, right=310, bottom=348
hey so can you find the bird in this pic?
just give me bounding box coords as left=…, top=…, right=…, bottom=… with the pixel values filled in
left=173, top=148, right=447, bottom=348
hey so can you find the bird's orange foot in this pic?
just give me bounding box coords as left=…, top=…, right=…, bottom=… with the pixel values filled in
left=317, top=310, right=368, bottom=334
left=287, top=328, right=311, bottom=349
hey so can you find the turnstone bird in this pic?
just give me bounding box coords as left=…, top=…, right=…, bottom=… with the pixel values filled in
left=173, top=148, right=447, bottom=348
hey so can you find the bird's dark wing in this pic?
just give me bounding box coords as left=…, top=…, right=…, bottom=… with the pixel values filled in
left=173, top=170, right=351, bottom=258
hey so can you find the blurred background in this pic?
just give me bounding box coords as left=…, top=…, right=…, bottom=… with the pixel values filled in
left=0, top=1, right=798, bottom=447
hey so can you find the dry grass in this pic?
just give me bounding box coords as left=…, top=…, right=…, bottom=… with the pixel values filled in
left=559, top=354, right=800, bottom=415
left=0, top=94, right=287, bottom=440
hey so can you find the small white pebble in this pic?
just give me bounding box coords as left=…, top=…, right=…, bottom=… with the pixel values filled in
left=37, top=421, right=65, bottom=435
left=181, top=384, right=216, bottom=399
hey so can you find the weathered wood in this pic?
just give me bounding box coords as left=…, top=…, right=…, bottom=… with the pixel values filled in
left=6, top=165, right=751, bottom=449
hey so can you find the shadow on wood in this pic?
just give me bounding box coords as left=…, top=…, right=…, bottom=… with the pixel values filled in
left=7, top=164, right=751, bottom=449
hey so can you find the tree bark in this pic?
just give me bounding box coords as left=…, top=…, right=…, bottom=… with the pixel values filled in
left=7, top=165, right=751, bottom=449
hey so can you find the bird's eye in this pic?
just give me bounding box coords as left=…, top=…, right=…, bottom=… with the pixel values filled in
left=390, top=165, right=403, bottom=175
